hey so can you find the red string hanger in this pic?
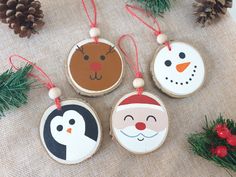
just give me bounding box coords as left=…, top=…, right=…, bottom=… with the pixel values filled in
left=9, top=55, right=62, bottom=110
left=82, top=0, right=99, bottom=43
left=118, top=34, right=144, bottom=95
left=125, top=4, right=171, bottom=51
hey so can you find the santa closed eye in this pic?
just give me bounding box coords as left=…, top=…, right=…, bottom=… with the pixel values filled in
left=112, top=93, right=168, bottom=154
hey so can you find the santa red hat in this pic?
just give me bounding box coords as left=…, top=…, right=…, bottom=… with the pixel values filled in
left=116, top=94, right=163, bottom=112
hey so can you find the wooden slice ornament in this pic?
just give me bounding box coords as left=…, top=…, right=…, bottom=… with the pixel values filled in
left=110, top=35, right=169, bottom=154
left=126, top=5, right=206, bottom=98
left=40, top=99, right=101, bottom=164
left=66, top=0, right=123, bottom=96
left=9, top=55, right=102, bottom=165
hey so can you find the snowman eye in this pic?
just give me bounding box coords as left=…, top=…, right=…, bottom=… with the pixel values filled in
left=179, top=52, right=186, bottom=59
left=69, top=119, right=75, bottom=125
left=165, top=60, right=172, bottom=67
left=56, top=125, right=63, bottom=131
left=146, top=115, right=157, bottom=122
left=124, top=115, right=134, bottom=121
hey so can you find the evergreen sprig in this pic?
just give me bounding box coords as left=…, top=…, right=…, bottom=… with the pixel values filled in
left=188, top=115, right=236, bottom=172
left=131, top=0, right=171, bottom=16
left=0, top=65, right=33, bottom=117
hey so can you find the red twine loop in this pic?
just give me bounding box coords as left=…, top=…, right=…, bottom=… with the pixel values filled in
left=118, top=34, right=144, bottom=95
left=9, top=54, right=62, bottom=110
left=82, top=0, right=99, bottom=43
left=125, top=4, right=171, bottom=51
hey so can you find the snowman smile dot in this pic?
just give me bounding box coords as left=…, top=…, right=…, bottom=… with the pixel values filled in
left=194, top=65, right=197, bottom=68
left=165, top=77, right=168, bottom=80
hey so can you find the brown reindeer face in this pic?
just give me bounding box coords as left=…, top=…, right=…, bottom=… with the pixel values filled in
left=69, top=41, right=123, bottom=92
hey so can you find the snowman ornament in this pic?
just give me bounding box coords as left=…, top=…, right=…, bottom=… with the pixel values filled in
left=151, top=41, right=205, bottom=97
left=111, top=34, right=169, bottom=154
left=126, top=5, right=206, bottom=98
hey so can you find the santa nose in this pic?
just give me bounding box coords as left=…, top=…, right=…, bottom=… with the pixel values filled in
left=66, top=128, right=72, bottom=134
left=90, top=62, right=102, bottom=72
left=176, top=62, right=190, bottom=73
left=135, top=122, right=146, bottom=130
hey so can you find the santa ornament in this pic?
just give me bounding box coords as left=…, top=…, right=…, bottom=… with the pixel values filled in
left=126, top=5, right=206, bottom=98
left=110, top=35, right=169, bottom=154
left=66, top=0, right=124, bottom=96
left=9, top=55, right=102, bottom=164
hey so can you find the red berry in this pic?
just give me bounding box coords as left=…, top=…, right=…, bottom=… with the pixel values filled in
left=227, top=135, right=236, bottom=146
left=215, top=146, right=228, bottom=158
left=216, top=126, right=231, bottom=139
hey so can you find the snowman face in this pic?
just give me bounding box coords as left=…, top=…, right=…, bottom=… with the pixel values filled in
left=111, top=92, right=168, bottom=154
left=153, top=42, right=205, bottom=97
left=50, top=110, right=85, bottom=145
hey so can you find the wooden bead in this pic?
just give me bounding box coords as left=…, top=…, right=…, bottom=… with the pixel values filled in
left=48, top=87, right=62, bottom=100
left=89, top=27, right=100, bottom=38
left=157, top=34, right=168, bottom=44
left=133, top=78, right=145, bottom=89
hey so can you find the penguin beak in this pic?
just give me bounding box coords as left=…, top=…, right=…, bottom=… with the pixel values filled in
left=66, top=128, right=72, bottom=134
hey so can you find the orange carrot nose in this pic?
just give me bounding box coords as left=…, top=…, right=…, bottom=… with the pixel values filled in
left=66, top=128, right=72, bottom=134
left=176, top=62, right=191, bottom=73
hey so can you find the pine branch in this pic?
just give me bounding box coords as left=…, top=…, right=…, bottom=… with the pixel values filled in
left=188, top=115, right=236, bottom=172
left=0, top=65, right=33, bottom=117
left=131, top=0, right=171, bottom=16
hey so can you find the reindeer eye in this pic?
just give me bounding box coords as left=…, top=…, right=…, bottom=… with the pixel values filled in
left=146, top=115, right=157, bottom=122
left=100, top=55, right=106, bottom=60
left=84, top=55, right=89, bottom=60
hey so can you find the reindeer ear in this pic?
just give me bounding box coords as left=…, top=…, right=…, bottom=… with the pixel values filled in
left=76, top=45, right=85, bottom=54
left=106, top=46, right=115, bottom=55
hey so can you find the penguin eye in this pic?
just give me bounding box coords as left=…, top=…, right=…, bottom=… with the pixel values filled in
left=69, top=119, right=75, bottom=125
left=124, top=115, right=134, bottom=121
left=165, top=60, right=172, bottom=67
left=146, top=115, right=157, bottom=122
left=57, top=125, right=63, bottom=131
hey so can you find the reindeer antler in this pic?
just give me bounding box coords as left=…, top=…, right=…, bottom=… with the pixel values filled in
left=76, top=45, right=85, bottom=54
left=106, top=46, right=115, bottom=55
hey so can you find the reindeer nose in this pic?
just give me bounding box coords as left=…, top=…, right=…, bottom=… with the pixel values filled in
left=135, top=122, right=146, bottom=130
left=176, top=62, right=191, bottom=73
left=90, top=62, right=102, bottom=72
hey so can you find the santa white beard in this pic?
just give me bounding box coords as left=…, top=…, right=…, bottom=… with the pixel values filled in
left=114, top=126, right=167, bottom=154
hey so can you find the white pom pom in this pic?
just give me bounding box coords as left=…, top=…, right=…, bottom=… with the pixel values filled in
left=48, top=87, right=62, bottom=100
left=157, top=34, right=168, bottom=44
left=133, top=78, right=145, bottom=89
left=89, top=27, right=101, bottom=38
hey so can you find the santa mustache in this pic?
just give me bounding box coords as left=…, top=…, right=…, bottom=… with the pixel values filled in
left=119, top=126, right=158, bottom=138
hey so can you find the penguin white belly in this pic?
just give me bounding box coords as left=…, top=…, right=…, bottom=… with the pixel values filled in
left=66, top=136, right=96, bottom=161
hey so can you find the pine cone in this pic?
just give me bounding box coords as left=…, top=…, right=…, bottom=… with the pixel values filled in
left=0, top=0, right=44, bottom=38
left=193, top=0, right=233, bottom=27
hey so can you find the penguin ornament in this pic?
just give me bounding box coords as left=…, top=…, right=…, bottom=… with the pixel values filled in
left=110, top=35, right=169, bottom=154
left=8, top=55, right=102, bottom=164
left=40, top=99, right=101, bottom=164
